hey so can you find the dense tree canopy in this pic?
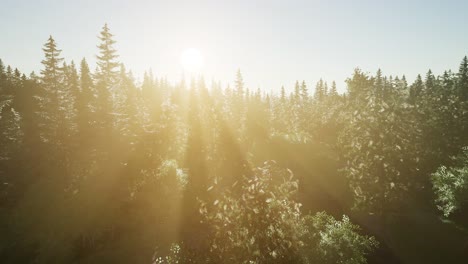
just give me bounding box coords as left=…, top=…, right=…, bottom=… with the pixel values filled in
left=1, top=25, right=468, bottom=264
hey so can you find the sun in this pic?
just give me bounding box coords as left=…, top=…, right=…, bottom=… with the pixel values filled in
left=180, top=48, right=204, bottom=74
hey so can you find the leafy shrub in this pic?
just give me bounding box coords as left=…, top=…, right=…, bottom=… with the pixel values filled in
left=178, top=161, right=378, bottom=264
left=199, top=161, right=305, bottom=264
left=302, top=212, right=378, bottom=264
left=432, top=148, right=468, bottom=217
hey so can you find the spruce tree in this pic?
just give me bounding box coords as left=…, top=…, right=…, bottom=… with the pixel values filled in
left=409, top=74, right=424, bottom=104
left=96, top=23, right=119, bottom=85
left=38, top=36, right=63, bottom=144
left=300, top=80, right=308, bottom=101
left=314, top=79, right=325, bottom=101
left=457, top=56, right=468, bottom=100
left=294, top=80, right=300, bottom=103
left=95, top=23, right=119, bottom=144
left=330, top=81, right=338, bottom=96
left=442, top=70, right=454, bottom=93
left=375, top=69, right=384, bottom=98
left=233, top=69, right=246, bottom=132
left=41, top=36, right=63, bottom=88
left=235, top=69, right=244, bottom=99
left=280, top=85, right=286, bottom=103
left=425, top=69, right=436, bottom=95
left=0, top=59, right=5, bottom=91
left=78, top=58, right=94, bottom=140
left=323, top=81, right=328, bottom=96
left=400, top=75, right=409, bottom=93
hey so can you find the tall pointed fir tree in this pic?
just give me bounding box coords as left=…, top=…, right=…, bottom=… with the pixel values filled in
left=330, top=81, right=338, bottom=97
left=115, top=64, right=139, bottom=145
left=294, top=80, right=301, bottom=103
left=441, top=71, right=454, bottom=94
left=77, top=58, right=95, bottom=142
left=0, top=64, right=23, bottom=204
left=39, top=36, right=63, bottom=146
left=59, top=61, right=78, bottom=147
left=13, top=70, right=41, bottom=202
left=374, top=69, right=384, bottom=99
left=458, top=56, right=468, bottom=100
left=457, top=56, right=468, bottom=144
left=235, top=68, right=244, bottom=100
left=425, top=69, right=436, bottom=96
left=0, top=59, right=6, bottom=91
left=95, top=23, right=119, bottom=150
left=409, top=74, right=424, bottom=104
left=233, top=69, right=246, bottom=134
left=280, top=85, right=286, bottom=103
left=300, top=80, right=308, bottom=102
left=314, top=79, right=325, bottom=101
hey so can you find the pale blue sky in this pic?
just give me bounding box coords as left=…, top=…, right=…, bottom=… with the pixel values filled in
left=1, top=0, right=468, bottom=93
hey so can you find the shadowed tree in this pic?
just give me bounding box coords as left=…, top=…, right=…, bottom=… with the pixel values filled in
left=94, top=23, right=119, bottom=155
left=38, top=36, right=63, bottom=145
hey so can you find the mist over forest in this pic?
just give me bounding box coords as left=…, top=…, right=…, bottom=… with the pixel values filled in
left=1, top=23, right=468, bottom=264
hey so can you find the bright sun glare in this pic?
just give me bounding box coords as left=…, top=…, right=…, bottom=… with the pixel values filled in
left=180, top=48, right=204, bottom=74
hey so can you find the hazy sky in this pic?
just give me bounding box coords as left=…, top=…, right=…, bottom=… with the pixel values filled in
left=1, top=0, right=468, bottom=93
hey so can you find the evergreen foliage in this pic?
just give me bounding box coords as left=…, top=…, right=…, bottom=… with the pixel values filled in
left=1, top=24, right=468, bottom=264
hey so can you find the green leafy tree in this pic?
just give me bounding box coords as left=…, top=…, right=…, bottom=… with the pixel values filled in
left=341, top=70, right=418, bottom=214
left=432, top=148, right=468, bottom=217
left=302, top=212, right=378, bottom=264
left=196, top=161, right=377, bottom=264
left=199, top=161, right=306, bottom=264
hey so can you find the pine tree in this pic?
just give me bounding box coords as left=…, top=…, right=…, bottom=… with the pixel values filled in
left=5, top=66, right=13, bottom=84
left=314, top=79, right=325, bottom=101
left=60, top=61, right=78, bottom=141
left=294, top=80, right=300, bottom=103
left=442, top=71, right=454, bottom=93
left=0, top=59, right=6, bottom=91
left=0, top=96, right=23, bottom=191
left=115, top=63, right=139, bottom=143
left=96, top=23, right=119, bottom=85
left=346, top=68, right=373, bottom=100
left=300, top=80, right=308, bottom=101
left=233, top=69, right=246, bottom=131
left=400, top=75, right=408, bottom=93
left=0, top=64, right=22, bottom=162
left=375, top=69, right=384, bottom=98
left=409, top=74, right=424, bottom=104
left=78, top=58, right=94, bottom=139
left=280, top=85, right=286, bottom=103
left=425, top=69, right=436, bottom=95
left=38, top=36, right=63, bottom=143
left=457, top=56, right=468, bottom=100
left=95, top=23, right=119, bottom=142
left=329, top=81, right=338, bottom=97
left=41, top=36, right=63, bottom=88
left=141, top=71, right=154, bottom=99
left=235, top=69, right=244, bottom=99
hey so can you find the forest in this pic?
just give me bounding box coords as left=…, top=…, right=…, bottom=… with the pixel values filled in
left=1, top=24, right=468, bottom=264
